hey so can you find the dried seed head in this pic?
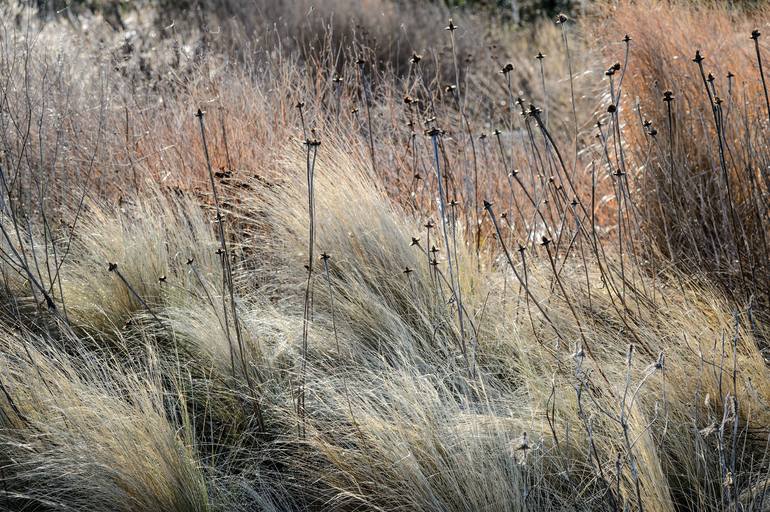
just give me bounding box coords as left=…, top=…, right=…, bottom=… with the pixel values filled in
left=351, top=107, right=359, bottom=114
left=410, top=236, right=421, bottom=247
left=479, top=132, right=487, bottom=140
left=403, top=266, right=413, bottom=275
left=449, top=199, right=460, bottom=207
left=526, top=104, right=542, bottom=117
left=158, top=275, right=167, bottom=283
left=424, top=219, right=435, bottom=229
left=751, top=29, right=761, bottom=40
left=607, top=104, right=617, bottom=113
left=540, top=236, right=551, bottom=247
left=726, top=71, right=735, bottom=79
left=483, top=200, right=493, bottom=210
left=425, top=127, right=442, bottom=137
left=295, top=101, right=305, bottom=110
left=410, top=52, right=423, bottom=64
left=216, top=248, right=225, bottom=256
left=108, top=262, right=118, bottom=272
left=663, top=90, right=674, bottom=103
left=622, top=34, right=631, bottom=43
left=186, top=257, right=194, bottom=265
left=194, top=109, right=204, bottom=118
left=500, top=63, right=514, bottom=74
left=320, top=252, right=331, bottom=261
left=332, top=75, right=343, bottom=83
left=515, top=432, right=529, bottom=451
left=707, top=72, right=715, bottom=83
left=493, top=128, right=502, bottom=136
left=692, top=50, right=704, bottom=64
left=555, top=13, right=568, bottom=24
left=445, top=18, right=458, bottom=31
left=535, top=51, right=545, bottom=60
left=444, top=84, right=457, bottom=93
left=430, top=245, right=440, bottom=254
left=654, top=352, right=665, bottom=370
left=613, top=62, right=621, bottom=71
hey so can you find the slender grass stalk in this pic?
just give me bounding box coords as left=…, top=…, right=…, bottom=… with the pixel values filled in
left=751, top=30, right=770, bottom=126
left=196, top=109, right=263, bottom=432
left=427, top=127, right=468, bottom=370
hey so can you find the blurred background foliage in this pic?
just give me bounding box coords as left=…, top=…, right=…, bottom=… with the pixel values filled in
left=30, top=0, right=583, bottom=26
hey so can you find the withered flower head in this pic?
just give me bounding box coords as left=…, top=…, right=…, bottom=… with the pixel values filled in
left=692, top=50, right=704, bottom=64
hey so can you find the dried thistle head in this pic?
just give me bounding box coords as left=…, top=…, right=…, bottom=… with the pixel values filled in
left=445, top=18, right=458, bottom=32
left=555, top=13, right=568, bottom=24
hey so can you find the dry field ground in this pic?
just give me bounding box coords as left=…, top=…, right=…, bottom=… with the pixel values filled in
left=0, top=0, right=769, bottom=510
